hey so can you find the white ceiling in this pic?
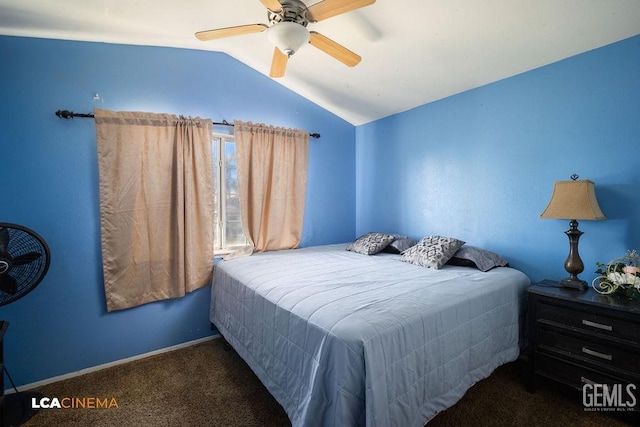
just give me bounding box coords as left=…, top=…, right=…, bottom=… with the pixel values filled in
left=1, top=0, right=640, bottom=125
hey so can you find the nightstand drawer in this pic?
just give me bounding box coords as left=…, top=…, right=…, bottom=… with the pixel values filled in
left=529, top=283, right=640, bottom=409
left=536, top=352, right=633, bottom=390
left=538, top=326, right=639, bottom=373
left=537, top=300, right=640, bottom=343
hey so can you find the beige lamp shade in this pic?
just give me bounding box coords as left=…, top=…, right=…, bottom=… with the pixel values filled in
left=540, top=180, right=606, bottom=220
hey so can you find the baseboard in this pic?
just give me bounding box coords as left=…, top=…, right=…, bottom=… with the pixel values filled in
left=5, top=334, right=221, bottom=394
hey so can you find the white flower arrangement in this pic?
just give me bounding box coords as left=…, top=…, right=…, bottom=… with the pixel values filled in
left=592, top=250, right=640, bottom=300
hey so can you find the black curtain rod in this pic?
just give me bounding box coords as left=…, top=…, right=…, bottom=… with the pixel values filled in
left=55, top=110, right=320, bottom=139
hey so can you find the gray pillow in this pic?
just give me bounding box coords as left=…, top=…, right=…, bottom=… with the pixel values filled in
left=447, top=245, right=509, bottom=272
left=383, top=235, right=417, bottom=254
left=400, top=235, right=465, bottom=269
left=346, top=232, right=396, bottom=255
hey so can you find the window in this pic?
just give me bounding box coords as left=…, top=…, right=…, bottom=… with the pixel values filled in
left=212, top=133, right=247, bottom=252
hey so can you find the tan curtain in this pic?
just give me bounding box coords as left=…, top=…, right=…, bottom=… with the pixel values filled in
left=94, top=108, right=214, bottom=312
left=233, top=120, right=308, bottom=255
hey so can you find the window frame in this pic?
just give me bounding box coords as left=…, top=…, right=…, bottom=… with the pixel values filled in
left=212, top=132, right=246, bottom=253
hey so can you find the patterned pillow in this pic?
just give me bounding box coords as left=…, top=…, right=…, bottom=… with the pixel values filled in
left=346, top=232, right=396, bottom=255
left=382, top=235, right=417, bottom=254
left=400, top=235, right=465, bottom=269
left=447, top=245, right=509, bottom=272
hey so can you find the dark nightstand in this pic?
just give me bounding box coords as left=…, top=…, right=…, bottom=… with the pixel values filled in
left=528, top=280, right=640, bottom=404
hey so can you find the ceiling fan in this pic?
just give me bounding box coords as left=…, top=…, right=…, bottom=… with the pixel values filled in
left=195, top=0, right=376, bottom=78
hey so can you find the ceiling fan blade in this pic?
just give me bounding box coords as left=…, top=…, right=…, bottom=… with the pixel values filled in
left=309, top=32, right=361, bottom=67
left=259, top=0, right=282, bottom=12
left=306, top=0, right=376, bottom=22
left=195, top=24, right=268, bottom=41
left=0, top=275, right=17, bottom=295
left=270, top=47, right=288, bottom=78
left=13, top=252, right=42, bottom=266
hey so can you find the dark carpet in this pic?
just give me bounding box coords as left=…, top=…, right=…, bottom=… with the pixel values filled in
left=6, top=338, right=634, bottom=426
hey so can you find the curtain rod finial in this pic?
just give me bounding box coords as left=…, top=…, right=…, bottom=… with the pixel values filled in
left=56, top=110, right=74, bottom=119
left=55, top=109, right=95, bottom=119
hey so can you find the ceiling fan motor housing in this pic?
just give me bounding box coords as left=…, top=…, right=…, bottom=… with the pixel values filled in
left=268, top=0, right=309, bottom=26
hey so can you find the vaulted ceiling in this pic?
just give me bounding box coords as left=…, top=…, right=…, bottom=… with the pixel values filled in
left=1, top=0, right=639, bottom=125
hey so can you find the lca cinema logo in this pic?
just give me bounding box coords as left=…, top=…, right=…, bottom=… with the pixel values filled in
left=583, top=383, right=637, bottom=412
left=31, top=396, right=119, bottom=409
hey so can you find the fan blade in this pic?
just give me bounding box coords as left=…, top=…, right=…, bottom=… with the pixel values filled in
left=306, top=0, right=375, bottom=22
left=0, top=275, right=17, bottom=295
left=270, top=47, right=288, bottom=78
left=13, top=252, right=42, bottom=266
left=259, top=0, right=282, bottom=12
left=0, top=228, right=8, bottom=255
left=309, top=32, right=361, bottom=67
left=195, top=24, right=268, bottom=41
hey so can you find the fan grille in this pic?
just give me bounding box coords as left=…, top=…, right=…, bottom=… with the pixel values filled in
left=0, top=223, right=50, bottom=306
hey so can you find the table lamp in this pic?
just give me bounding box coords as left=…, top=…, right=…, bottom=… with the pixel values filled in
left=540, top=175, right=606, bottom=290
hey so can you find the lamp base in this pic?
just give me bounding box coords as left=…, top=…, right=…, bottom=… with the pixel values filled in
left=559, top=277, right=588, bottom=291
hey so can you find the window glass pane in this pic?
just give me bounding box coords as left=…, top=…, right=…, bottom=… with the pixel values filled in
left=213, top=138, right=220, bottom=166
left=226, top=167, right=238, bottom=195
left=212, top=137, right=220, bottom=248
left=226, top=221, right=246, bottom=247
left=225, top=141, right=236, bottom=168
left=213, top=134, right=247, bottom=251
left=226, top=195, right=242, bottom=222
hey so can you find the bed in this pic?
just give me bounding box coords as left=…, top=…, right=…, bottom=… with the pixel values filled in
left=210, top=242, right=530, bottom=426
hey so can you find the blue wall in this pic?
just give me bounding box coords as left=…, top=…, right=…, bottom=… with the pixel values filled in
left=356, top=35, right=640, bottom=285
left=0, top=36, right=356, bottom=387
left=2, top=32, right=639, bottom=389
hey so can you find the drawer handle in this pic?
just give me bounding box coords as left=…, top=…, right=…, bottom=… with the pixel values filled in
left=582, top=319, right=612, bottom=331
left=582, top=347, right=612, bottom=361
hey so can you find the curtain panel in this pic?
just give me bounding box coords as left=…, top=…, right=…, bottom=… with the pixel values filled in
left=233, top=120, right=309, bottom=255
left=94, top=108, right=214, bottom=311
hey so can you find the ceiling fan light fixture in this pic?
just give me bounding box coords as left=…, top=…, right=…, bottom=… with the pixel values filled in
left=267, top=21, right=309, bottom=57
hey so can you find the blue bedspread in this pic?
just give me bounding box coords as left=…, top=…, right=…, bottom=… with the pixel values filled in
left=210, top=244, right=530, bottom=426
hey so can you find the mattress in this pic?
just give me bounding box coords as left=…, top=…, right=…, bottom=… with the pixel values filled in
left=210, top=244, right=530, bottom=426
